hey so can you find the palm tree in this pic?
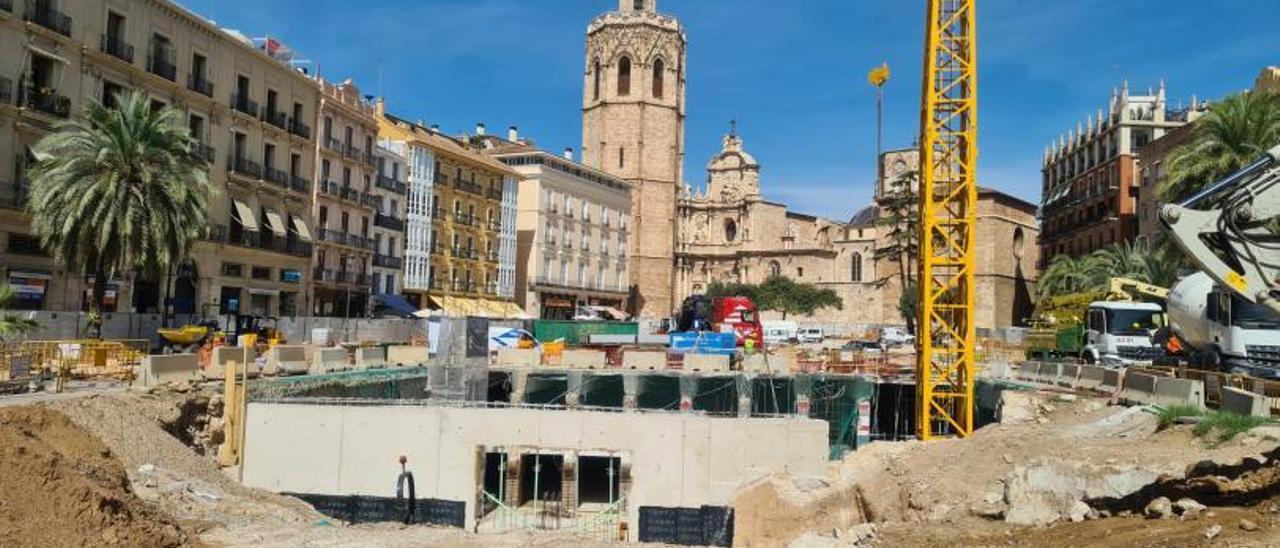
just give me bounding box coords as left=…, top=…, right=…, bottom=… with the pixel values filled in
left=1085, top=241, right=1180, bottom=287
left=0, top=286, right=37, bottom=341
left=1037, top=254, right=1097, bottom=299
left=1157, top=91, right=1280, bottom=202
left=27, top=91, right=213, bottom=338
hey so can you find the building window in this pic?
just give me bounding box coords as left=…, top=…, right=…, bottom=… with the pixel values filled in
left=851, top=253, right=863, bottom=282
left=618, top=147, right=625, bottom=169
left=1013, top=227, right=1026, bottom=259
left=724, top=218, right=737, bottom=242
left=593, top=58, right=602, bottom=101
left=634, top=0, right=645, bottom=9
left=617, top=56, right=631, bottom=96
left=768, top=261, right=781, bottom=278
left=797, top=267, right=804, bottom=278
left=652, top=58, right=665, bottom=99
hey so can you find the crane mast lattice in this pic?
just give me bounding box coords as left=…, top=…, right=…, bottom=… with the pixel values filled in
left=916, top=0, right=978, bottom=440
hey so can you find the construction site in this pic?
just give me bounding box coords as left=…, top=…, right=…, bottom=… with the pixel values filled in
left=4, top=0, right=1280, bottom=547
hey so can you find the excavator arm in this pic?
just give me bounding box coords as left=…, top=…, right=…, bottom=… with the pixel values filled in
left=1161, top=144, right=1280, bottom=314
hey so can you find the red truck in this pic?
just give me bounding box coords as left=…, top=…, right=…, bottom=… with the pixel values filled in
left=677, top=295, right=764, bottom=348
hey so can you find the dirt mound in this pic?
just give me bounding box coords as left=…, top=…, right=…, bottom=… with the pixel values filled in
left=0, top=406, right=189, bottom=547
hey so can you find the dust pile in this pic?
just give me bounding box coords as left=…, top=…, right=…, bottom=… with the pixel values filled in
left=0, top=406, right=189, bottom=547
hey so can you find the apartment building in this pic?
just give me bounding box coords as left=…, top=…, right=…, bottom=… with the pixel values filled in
left=478, top=134, right=631, bottom=319
left=1038, top=82, right=1188, bottom=269
left=0, top=0, right=318, bottom=316
left=377, top=111, right=521, bottom=316
left=370, top=141, right=408, bottom=297
left=310, top=78, right=379, bottom=317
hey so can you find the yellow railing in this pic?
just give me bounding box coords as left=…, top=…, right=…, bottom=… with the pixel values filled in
left=1, top=339, right=148, bottom=380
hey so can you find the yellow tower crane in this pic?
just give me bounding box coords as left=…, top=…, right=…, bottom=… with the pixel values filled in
left=916, top=0, right=979, bottom=440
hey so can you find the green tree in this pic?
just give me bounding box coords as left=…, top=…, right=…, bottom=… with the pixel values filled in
left=27, top=92, right=213, bottom=338
left=873, top=171, right=919, bottom=331
left=1037, top=254, right=1097, bottom=299
left=898, top=282, right=918, bottom=331
left=0, top=286, right=37, bottom=341
left=758, top=275, right=843, bottom=320
left=1157, top=91, right=1280, bottom=203
left=1086, top=240, right=1180, bottom=288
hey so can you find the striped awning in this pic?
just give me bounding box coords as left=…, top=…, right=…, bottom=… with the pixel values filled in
left=291, top=217, right=312, bottom=241
left=264, top=210, right=287, bottom=237
left=231, top=200, right=259, bottom=232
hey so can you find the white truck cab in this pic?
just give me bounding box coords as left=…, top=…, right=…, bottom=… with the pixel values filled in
left=1168, top=272, right=1280, bottom=378
left=1083, top=301, right=1166, bottom=366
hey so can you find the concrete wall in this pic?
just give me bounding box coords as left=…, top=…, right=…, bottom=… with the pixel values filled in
left=243, top=403, right=827, bottom=531
left=14, top=312, right=427, bottom=347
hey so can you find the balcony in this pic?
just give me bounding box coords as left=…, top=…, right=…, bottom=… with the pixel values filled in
left=430, top=207, right=448, bottom=221
left=231, top=92, right=258, bottom=118
left=363, top=152, right=376, bottom=167
left=454, top=212, right=476, bottom=227
left=452, top=246, right=479, bottom=261
left=451, top=281, right=478, bottom=294
left=263, top=166, right=289, bottom=188
left=374, top=213, right=405, bottom=231
left=373, top=254, right=403, bottom=269
left=360, top=192, right=380, bottom=209
left=21, top=83, right=70, bottom=118
left=487, top=219, right=502, bottom=232
left=0, top=179, right=29, bottom=210
left=226, top=155, right=262, bottom=179
left=452, top=179, right=482, bottom=195
left=190, top=142, right=215, bottom=164
left=319, top=180, right=340, bottom=197
left=100, top=34, right=134, bottom=63
left=187, top=73, right=213, bottom=97
left=486, top=187, right=503, bottom=200
left=324, top=137, right=343, bottom=152
left=23, top=0, right=71, bottom=37
left=485, top=250, right=500, bottom=263
left=205, top=224, right=311, bottom=258
left=339, top=185, right=361, bottom=203
left=261, top=109, right=287, bottom=130
left=433, top=172, right=446, bottom=185
left=375, top=174, right=407, bottom=194
left=290, top=175, right=311, bottom=194
left=147, top=48, right=177, bottom=81
left=289, top=119, right=311, bottom=140
left=342, top=144, right=362, bottom=161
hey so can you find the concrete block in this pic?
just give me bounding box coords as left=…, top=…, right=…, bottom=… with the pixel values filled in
left=141, top=354, right=201, bottom=386
left=1075, top=365, right=1107, bottom=390
left=386, top=345, right=429, bottom=366
left=495, top=348, right=539, bottom=367
left=205, top=347, right=258, bottom=379
left=684, top=353, right=731, bottom=372
left=1036, top=362, right=1061, bottom=385
left=1121, top=371, right=1158, bottom=405
left=264, top=345, right=309, bottom=376
left=1153, top=377, right=1205, bottom=407
left=561, top=349, right=607, bottom=369
left=312, top=347, right=349, bottom=374
left=1016, top=362, right=1039, bottom=382
left=355, top=347, right=388, bottom=370
left=986, top=361, right=1013, bottom=380
left=622, top=351, right=667, bottom=370
left=587, top=334, right=637, bottom=345
left=1100, top=368, right=1124, bottom=394
left=1056, top=364, right=1081, bottom=388
left=1221, top=386, right=1270, bottom=417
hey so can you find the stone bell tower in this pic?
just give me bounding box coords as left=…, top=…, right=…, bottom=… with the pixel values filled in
left=582, top=0, right=687, bottom=317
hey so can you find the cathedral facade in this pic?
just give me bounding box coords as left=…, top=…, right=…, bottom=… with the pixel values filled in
left=580, top=1, right=1039, bottom=330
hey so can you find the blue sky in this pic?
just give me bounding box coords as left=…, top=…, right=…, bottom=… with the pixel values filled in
left=180, top=0, right=1279, bottom=220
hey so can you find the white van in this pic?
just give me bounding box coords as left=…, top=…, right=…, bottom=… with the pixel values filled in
left=798, top=327, right=825, bottom=344
left=762, top=320, right=798, bottom=346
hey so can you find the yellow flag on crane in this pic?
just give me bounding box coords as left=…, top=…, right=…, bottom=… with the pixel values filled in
left=868, top=63, right=890, bottom=88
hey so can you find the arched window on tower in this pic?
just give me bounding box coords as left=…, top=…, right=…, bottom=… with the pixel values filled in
left=634, top=0, right=645, bottom=10
left=851, top=253, right=863, bottom=282
left=652, top=58, right=665, bottom=99
left=593, top=58, right=601, bottom=100
left=617, top=56, right=631, bottom=96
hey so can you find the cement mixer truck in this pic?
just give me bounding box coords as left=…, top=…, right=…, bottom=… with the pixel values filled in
left=1167, top=272, right=1280, bottom=378
left=1160, top=144, right=1280, bottom=378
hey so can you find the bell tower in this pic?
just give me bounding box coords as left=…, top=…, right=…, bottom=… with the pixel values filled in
left=583, top=0, right=686, bottom=317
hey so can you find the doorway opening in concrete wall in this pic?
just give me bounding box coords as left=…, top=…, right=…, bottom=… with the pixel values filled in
left=577, top=455, right=622, bottom=508
left=487, top=372, right=513, bottom=403
left=481, top=451, right=509, bottom=517
left=519, top=453, right=565, bottom=506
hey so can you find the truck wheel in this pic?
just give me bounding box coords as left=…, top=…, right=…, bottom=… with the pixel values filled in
left=1082, top=351, right=1096, bottom=365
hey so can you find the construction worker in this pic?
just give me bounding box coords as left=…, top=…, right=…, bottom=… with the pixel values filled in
left=744, top=336, right=756, bottom=355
